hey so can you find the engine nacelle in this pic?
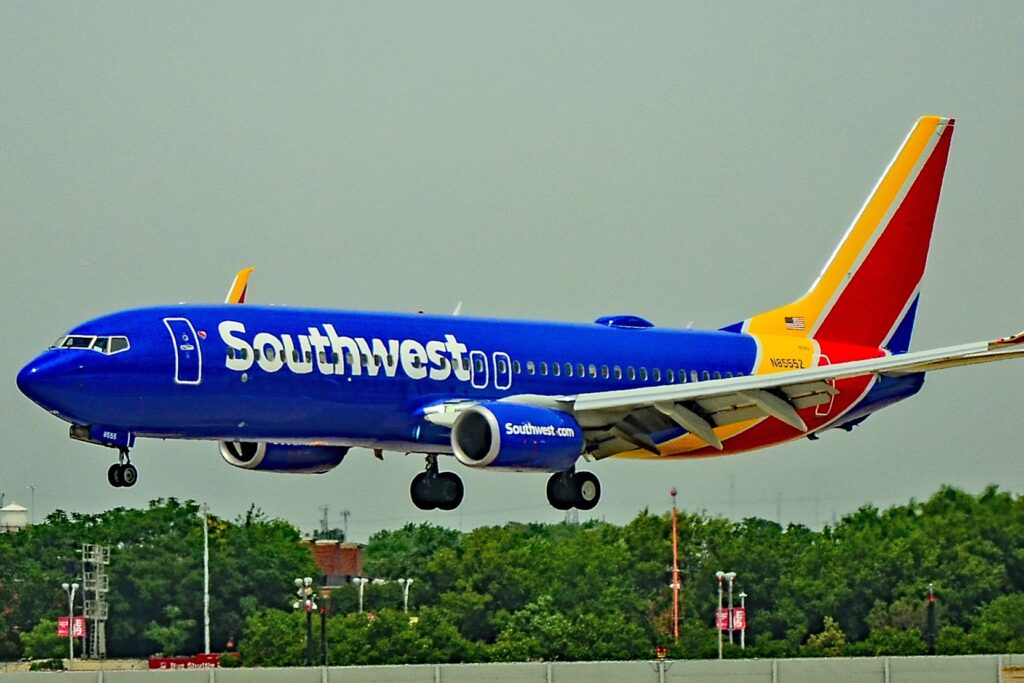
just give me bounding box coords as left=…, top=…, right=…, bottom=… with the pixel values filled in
left=451, top=403, right=584, bottom=472
left=219, top=441, right=348, bottom=474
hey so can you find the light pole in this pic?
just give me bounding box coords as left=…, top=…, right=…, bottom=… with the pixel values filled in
left=293, top=577, right=316, bottom=666
left=738, top=592, right=747, bottom=649
left=715, top=571, right=725, bottom=660
left=61, top=582, right=79, bottom=662
left=397, top=579, right=414, bottom=613
left=725, top=572, right=736, bottom=645
left=27, top=485, right=35, bottom=525
left=353, top=577, right=368, bottom=614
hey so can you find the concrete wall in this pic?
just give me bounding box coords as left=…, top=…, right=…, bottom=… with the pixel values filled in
left=1, top=655, right=1023, bottom=683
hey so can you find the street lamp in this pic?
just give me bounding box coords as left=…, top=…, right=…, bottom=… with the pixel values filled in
left=725, top=572, right=737, bottom=645
left=293, top=577, right=316, bottom=666
left=738, top=592, right=747, bottom=649
left=61, top=582, right=79, bottom=662
left=715, top=571, right=725, bottom=659
left=397, top=579, right=414, bottom=613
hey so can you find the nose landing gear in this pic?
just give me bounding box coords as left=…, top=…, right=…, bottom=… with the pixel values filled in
left=410, top=454, right=464, bottom=511
left=107, top=448, right=138, bottom=488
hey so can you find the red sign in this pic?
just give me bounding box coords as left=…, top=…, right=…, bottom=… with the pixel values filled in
left=732, top=607, right=746, bottom=630
left=149, top=654, right=221, bottom=670
left=56, top=617, right=86, bottom=638
left=715, top=608, right=729, bottom=630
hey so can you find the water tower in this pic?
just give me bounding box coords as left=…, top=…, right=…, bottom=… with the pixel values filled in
left=0, top=503, right=28, bottom=533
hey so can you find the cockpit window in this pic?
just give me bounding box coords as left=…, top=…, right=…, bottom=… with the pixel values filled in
left=51, top=334, right=130, bottom=355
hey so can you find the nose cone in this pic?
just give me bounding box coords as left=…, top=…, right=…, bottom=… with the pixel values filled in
left=17, top=352, right=71, bottom=413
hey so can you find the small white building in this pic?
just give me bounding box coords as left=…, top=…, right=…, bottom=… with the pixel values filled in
left=0, top=503, right=29, bottom=533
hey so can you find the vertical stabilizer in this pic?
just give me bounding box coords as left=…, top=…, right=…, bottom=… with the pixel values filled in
left=733, top=117, right=955, bottom=353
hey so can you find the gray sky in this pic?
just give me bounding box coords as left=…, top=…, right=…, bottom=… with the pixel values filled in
left=3, top=2, right=1023, bottom=541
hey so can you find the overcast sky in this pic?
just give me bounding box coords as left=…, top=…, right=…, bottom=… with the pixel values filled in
left=2, top=2, right=1023, bottom=542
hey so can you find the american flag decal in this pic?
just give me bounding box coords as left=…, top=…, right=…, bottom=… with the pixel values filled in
left=784, top=316, right=806, bottom=331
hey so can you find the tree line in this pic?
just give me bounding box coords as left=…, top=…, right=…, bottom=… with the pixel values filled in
left=1, top=486, right=1023, bottom=664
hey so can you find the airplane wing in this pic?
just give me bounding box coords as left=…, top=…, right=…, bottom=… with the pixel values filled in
left=562, top=331, right=1024, bottom=457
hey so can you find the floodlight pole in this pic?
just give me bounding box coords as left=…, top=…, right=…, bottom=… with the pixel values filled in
left=61, top=582, right=79, bottom=662
left=715, top=571, right=724, bottom=659
left=725, top=572, right=736, bottom=645
left=670, top=487, right=680, bottom=644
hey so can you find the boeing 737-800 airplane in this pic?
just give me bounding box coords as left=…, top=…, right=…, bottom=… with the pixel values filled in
left=17, top=116, right=1024, bottom=511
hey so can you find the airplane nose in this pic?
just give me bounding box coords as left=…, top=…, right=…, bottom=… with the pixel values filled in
left=17, top=353, right=71, bottom=411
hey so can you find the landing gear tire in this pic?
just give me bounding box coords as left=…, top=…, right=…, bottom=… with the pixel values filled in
left=107, top=449, right=137, bottom=488
left=573, top=471, right=600, bottom=510
left=546, top=470, right=601, bottom=510
left=121, top=464, right=138, bottom=487
left=436, top=472, right=465, bottom=511
left=410, top=457, right=465, bottom=511
left=410, top=472, right=438, bottom=511
left=546, top=471, right=575, bottom=510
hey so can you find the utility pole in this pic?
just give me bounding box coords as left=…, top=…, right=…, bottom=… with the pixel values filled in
left=670, top=487, right=680, bottom=644
left=203, top=503, right=210, bottom=654
left=926, top=583, right=937, bottom=655
left=319, top=506, right=329, bottom=535
left=341, top=510, right=351, bottom=541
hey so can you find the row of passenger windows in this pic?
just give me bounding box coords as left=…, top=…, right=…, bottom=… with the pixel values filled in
left=502, top=359, right=739, bottom=383
left=51, top=335, right=130, bottom=355
left=229, top=347, right=738, bottom=384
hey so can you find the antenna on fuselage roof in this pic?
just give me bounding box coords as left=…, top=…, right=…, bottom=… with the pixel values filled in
left=225, top=267, right=255, bottom=304
left=686, top=321, right=694, bottom=329
left=452, top=302, right=463, bottom=316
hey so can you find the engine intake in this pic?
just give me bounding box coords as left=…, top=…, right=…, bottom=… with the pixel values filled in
left=451, top=403, right=584, bottom=472
left=219, top=441, right=348, bottom=474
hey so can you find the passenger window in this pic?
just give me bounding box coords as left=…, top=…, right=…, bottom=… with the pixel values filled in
left=254, top=348, right=262, bottom=361
left=497, top=359, right=508, bottom=373
left=565, top=364, right=574, bottom=378
left=577, top=363, right=585, bottom=378
left=527, top=361, right=536, bottom=375
left=474, top=358, right=484, bottom=373
left=667, top=369, right=675, bottom=383
left=513, top=360, right=521, bottom=374
left=639, top=368, right=648, bottom=381
left=691, top=370, right=699, bottom=383
left=652, top=368, right=662, bottom=382
left=725, top=371, right=733, bottom=378
left=539, top=361, right=548, bottom=376
left=319, top=351, right=327, bottom=363
left=412, top=357, right=422, bottom=368
left=552, top=363, right=561, bottom=377
left=227, top=347, right=236, bottom=360
left=613, top=366, right=622, bottom=380
left=601, top=365, right=609, bottom=379
left=713, top=371, right=721, bottom=380
left=627, top=367, right=636, bottom=380
left=702, top=370, right=710, bottom=381
left=387, top=354, right=394, bottom=366
left=292, top=350, right=299, bottom=362
left=588, top=364, right=597, bottom=378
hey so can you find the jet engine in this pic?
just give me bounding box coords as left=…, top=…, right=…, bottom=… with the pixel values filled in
left=219, top=441, right=348, bottom=474
left=451, top=402, right=584, bottom=472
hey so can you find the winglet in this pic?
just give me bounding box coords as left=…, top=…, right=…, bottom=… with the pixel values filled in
left=225, top=268, right=255, bottom=304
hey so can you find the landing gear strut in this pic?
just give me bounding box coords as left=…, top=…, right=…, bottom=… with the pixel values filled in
left=107, top=448, right=138, bottom=488
left=410, top=454, right=464, bottom=511
left=546, top=468, right=600, bottom=511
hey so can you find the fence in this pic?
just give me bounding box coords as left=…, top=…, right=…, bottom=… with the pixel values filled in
left=0, top=655, right=1023, bottom=683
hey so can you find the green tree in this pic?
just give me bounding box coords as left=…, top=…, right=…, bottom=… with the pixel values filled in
left=145, top=605, right=197, bottom=656
left=19, top=619, right=64, bottom=660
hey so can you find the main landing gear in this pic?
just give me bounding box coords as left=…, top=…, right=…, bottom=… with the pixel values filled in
left=410, top=454, right=464, bottom=511
left=546, top=468, right=601, bottom=511
left=107, top=448, right=138, bottom=488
